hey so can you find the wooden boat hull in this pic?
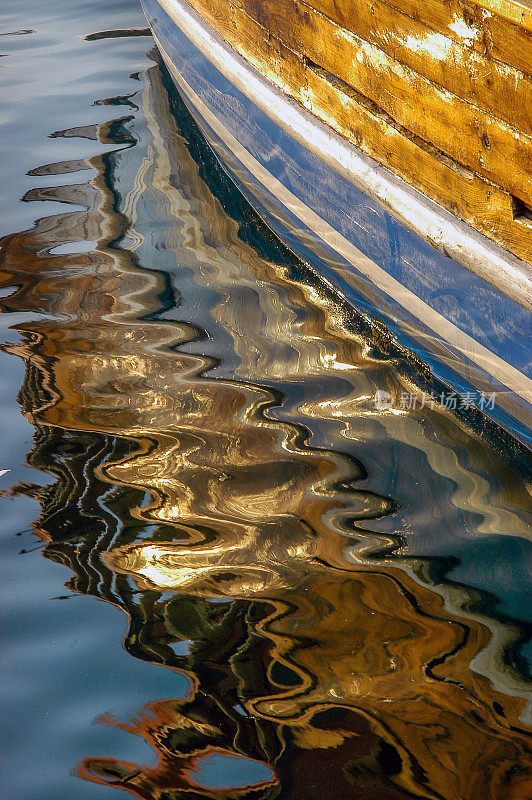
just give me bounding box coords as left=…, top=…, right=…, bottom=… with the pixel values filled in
left=141, top=0, right=532, bottom=448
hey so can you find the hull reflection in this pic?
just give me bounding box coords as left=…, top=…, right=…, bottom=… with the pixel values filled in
left=1, top=52, right=530, bottom=800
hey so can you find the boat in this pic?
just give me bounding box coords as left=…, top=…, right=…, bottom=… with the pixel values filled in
left=139, top=0, right=532, bottom=448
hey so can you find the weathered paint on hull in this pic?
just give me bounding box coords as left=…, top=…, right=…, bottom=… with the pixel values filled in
left=141, top=0, right=532, bottom=447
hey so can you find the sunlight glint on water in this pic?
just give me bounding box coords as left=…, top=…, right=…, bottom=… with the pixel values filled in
left=0, top=2, right=530, bottom=799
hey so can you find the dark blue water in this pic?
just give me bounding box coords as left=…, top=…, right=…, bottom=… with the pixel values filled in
left=1, top=2, right=531, bottom=799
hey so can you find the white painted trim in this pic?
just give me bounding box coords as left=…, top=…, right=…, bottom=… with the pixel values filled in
left=154, top=0, right=532, bottom=311
left=156, top=38, right=532, bottom=405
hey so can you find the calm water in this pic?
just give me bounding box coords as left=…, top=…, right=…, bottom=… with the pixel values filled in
left=1, top=2, right=531, bottom=799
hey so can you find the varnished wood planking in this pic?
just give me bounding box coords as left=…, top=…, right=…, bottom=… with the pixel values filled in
left=228, top=0, right=532, bottom=206
left=304, top=64, right=532, bottom=262
left=288, top=0, right=532, bottom=135
left=344, top=0, right=532, bottom=76
left=182, top=0, right=532, bottom=262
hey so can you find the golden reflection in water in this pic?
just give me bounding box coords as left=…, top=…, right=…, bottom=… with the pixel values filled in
left=1, top=56, right=531, bottom=800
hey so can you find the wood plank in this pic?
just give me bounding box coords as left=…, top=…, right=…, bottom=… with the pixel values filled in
left=292, top=0, right=532, bottom=135
left=226, top=0, right=532, bottom=205
left=476, top=0, right=532, bottom=30
left=306, top=0, right=532, bottom=37
left=183, top=0, right=532, bottom=262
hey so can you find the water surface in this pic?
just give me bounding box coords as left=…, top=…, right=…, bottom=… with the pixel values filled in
left=1, top=2, right=531, bottom=799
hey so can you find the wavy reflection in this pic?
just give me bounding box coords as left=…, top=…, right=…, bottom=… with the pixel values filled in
left=1, top=53, right=531, bottom=800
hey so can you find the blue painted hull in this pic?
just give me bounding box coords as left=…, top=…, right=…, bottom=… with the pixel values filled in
left=142, top=0, right=532, bottom=449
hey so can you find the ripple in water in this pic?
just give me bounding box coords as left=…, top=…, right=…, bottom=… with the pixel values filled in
left=0, top=7, right=531, bottom=800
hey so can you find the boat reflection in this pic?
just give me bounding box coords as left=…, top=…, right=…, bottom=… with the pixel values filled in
left=1, top=54, right=530, bottom=800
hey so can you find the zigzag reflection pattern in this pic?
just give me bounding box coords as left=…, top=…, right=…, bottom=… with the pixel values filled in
left=1, top=55, right=530, bottom=800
